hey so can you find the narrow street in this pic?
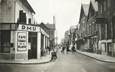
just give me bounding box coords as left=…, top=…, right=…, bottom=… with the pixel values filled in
left=0, top=51, right=115, bottom=72
left=1, top=0, right=115, bottom=72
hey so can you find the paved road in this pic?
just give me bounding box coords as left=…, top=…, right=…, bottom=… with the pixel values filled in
left=0, top=52, right=115, bottom=72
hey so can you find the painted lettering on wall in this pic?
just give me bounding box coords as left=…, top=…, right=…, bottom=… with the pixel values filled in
left=21, top=25, right=36, bottom=31
left=17, top=32, right=27, bottom=51
left=18, top=24, right=40, bottom=32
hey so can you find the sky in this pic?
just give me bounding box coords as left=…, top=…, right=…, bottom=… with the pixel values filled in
left=28, top=0, right=90, bottom=44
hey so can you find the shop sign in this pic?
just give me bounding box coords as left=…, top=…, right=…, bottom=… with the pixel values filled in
left=18, top=24, right=40, bottom=32
left=17, top=32, right=27, bottom=51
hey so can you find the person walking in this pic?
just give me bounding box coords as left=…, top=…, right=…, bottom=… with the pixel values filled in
left=50, top=49, right=57, bottom=61
left=66, top=46, right=70, bottom=54
left=61, top=46, right=65, bottom=54
left=71, top=46, right=76, bottom=53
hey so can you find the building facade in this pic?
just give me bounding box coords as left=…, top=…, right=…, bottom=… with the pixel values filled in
left=76, top=1, right=98, bottom=52
left=0, top=0, right=35, bottom=24
left=96, top=0, right=115, bottom=56
left=76, top=0, right=115, bottom=57
left=45, top=24, right=56, bottom=49
left=39, top=23, right=50, bottom=56
left=0, top=0, right=50, bottom=61
left=86, top=0, right=98, bottom=53
left=77, top=4, right=90, bottom=51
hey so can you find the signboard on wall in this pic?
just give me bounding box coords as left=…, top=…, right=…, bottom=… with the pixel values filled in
left=17, top=32, right=27, bottom=51
left=18, top=24, right=40, bottom=32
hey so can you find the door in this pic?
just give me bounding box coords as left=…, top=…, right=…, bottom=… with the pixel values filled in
left=28, top=32, right=37, bottom=59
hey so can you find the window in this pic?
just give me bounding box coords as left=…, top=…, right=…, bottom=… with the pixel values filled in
left=0, top=30, right=11, bottom=53
left=103, top=0, right=107, bottom=12
left=18, top=10, right=27, bottom=24
left=28, top=18, right=31, bottom=24
left=100, top=4, right=103, bottom=13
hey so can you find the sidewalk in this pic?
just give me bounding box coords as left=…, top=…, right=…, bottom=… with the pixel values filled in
left=0, top=55, right=51, bottom=64
left=76, top=50, right=115, bottom=63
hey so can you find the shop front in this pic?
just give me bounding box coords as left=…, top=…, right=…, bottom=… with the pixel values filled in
left=0, top=23, right=50, bottom=62
left=16, top=24, right=40, bottom=60
left=40, top=28, right=50, bottom=57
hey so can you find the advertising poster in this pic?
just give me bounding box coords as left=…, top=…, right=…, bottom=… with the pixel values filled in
left=17, top=32, right=27, bottom=51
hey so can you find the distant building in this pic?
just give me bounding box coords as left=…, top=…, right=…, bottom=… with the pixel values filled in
left=39, top=23, right=50, bottom=56
left=45, top=23, right=56, bottom=49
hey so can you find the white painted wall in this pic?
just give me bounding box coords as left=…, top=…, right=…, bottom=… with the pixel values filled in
left=0, top=0, right=35, bottom=24
left=15, top=0, right=35, bottom=24
left=14, top=31, right=28, bottom=60
left=0, top=0, right=15, bottom=23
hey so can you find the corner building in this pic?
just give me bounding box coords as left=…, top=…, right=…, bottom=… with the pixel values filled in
left=0, top=0, right=49, bottom=61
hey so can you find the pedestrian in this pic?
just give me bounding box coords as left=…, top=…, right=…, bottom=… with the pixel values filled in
left=71, top=46, right=76, bottom=53
left=46, top=46, right=51, bottom=54
left=61, top=47, right=65, bottom=54
left=66, top=46, right=70, bottom=54
left=50, top=50, right=57, bottom=61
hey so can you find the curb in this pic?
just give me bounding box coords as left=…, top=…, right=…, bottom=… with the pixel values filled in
left=76, top=51, right=115, bottom=63
left=0, top=57, right=51, bottom=64
left=0, top=60, right=51, bottom=65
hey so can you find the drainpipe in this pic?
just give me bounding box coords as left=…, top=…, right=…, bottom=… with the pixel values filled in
left=0, top=0, right=2, bottom=22
left=105, top=23, right=108, bottom=54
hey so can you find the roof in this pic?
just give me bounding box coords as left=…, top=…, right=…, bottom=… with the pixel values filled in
left=39, top=23, right=50, bottom=30
left=90, top=0, right=98, bottom=11
left=80, top=0, right=98, bottom=16
left=45, top=24, right=55, bottom=30
left=82, top=4, right=90, bottom=16
left=20, top=0, right=35, bottom=14
left=79, top=4, right=89, bottom=23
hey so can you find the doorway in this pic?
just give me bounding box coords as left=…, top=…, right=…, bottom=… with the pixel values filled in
left=28, top=32, right=37, bottom=59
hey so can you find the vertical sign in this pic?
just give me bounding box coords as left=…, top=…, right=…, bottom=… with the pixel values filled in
left=17, top=32, right=27, bottom=51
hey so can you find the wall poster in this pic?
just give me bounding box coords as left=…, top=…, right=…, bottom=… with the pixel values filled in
left=17, top=32, right=27, bottom=51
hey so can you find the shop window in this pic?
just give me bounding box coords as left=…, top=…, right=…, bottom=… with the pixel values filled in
left=0, top=30, right=11, bottom=53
